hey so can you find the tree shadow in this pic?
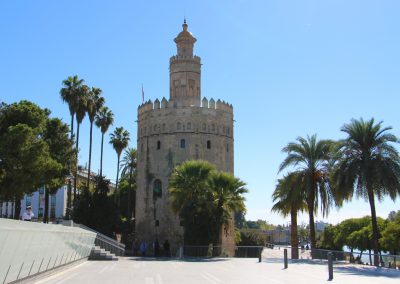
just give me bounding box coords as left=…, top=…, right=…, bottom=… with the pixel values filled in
left=334, top=265, right=400, bottom=279
left=126, top=257, right=230, bottom=263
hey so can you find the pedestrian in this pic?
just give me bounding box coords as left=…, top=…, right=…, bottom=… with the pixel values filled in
left=21, top=206, right=34, bottom=221
left=163, top=240, right=170, bottom=257
left=139, top=241, right=148, bottom=257
left=154, top=239, right=160, bottom=257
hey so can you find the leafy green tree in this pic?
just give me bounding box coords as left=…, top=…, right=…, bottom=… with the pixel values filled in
left=279, top=135, right=334, bottom=252
left=95, top=106, right=114, bottom=177
left=86, top=87, right=105, bottom=187
left=381, top=222, right=400, bottom=255
left=42, top=118, right=73, bottom=222
left=109, top=127, right=130, bottom=200
left=318, top=224, right=342, bottom=250
left=74, top=175, right=121, bottom=237
left=0, top=101, right=57, bottom=218
left=272, top=172, right=307, bottom=259
left=333, top=118, right=400, bottom=266
left=335, top=217, right=371, bottom=253
left=120, top=148, right=137, bottom=220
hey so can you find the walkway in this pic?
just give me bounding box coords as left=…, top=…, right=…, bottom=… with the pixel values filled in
left=35, top=256, right=400, bottom=284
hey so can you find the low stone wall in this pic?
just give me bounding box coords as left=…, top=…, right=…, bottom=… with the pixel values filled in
left=0, top=219, right=96, bottom=283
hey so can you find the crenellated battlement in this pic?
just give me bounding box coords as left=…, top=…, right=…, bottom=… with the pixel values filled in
left=138, top=97, right=233, bottom=115
left=169, top=55, right=201, bottom=64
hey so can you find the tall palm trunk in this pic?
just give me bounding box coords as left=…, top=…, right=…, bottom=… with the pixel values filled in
left=70, top=113, right=74, bottom=141
left=116, top=154, right=121, bottom=205
left=100, top=132, right=104, bottom=177
left=308, top=189, right=316, bottom=258
left=43, top=186, right=49, bottom=223
left=74, top=122, right=81, bottom=208
left=128, top=167, right=133, bottom=219
left=367, top=187, right=380, bottom=266
left=13, top=196, right=21, bottom=220
left=87, top=121, right=93, bottom=188
left=290, top=207, right=299, bottom=259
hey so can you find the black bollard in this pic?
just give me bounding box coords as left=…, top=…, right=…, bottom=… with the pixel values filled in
left=284, top=249, right=288, bottom=269
left=328, top=252, right=333, bottom=281
left=259, top=248, right=262, bottom=263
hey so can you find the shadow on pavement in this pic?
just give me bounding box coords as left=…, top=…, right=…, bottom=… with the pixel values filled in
left=126, top=257, right=230, bottom=262
left=334, top=266, right=400, bottom=279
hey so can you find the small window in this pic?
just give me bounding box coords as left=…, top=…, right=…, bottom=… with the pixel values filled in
left=202, top=123, right=206, bottom=131
left=187, top=122, right=191, bottom=130
left=157, top=141, right=161, bottom=150
left=212, top=124, right=215, bottom=132
left=207, top=140, right=211, bottom=149
left=177, top=122, right=181, bottom=130
left=162, top=123, right=166, bottom=131
left=227, top=144, right=229, bottom=152
left=227, top=127, right=230, bottom=136
left=154, top=124, right=157, bottom=132
left=155, top=220, right=160, bottom=227
left=180, top=139, right=186, bottom=148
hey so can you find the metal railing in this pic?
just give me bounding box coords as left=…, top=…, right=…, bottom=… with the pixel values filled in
left=265, top=245, right=400, bottom=270
left=182, top=245, right=263, bottom=258
left=73, top=223, right=125, bottom=256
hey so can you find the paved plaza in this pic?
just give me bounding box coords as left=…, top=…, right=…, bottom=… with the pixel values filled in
left=35, top=255, right=400, bottom=284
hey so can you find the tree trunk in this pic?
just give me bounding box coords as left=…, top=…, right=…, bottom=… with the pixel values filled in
left=369, top=249, right=372, bottom=265
left=116, top=154, right=121, bottom=206
left=128, top=167, right=133, bottom=219
left=70, top=113, right=74, bottom=142
left=100, top=132, right=104, bottom=177
left=74, top=122, right=81, bottom=209
left=87, top=121, right=93, bottom=188
left=43, top=185, right=49, bottom=223
left=367, top=187, right=380, bottom=267
left=14, top=197, right=21, bottom=220
left=291, top=207, right=299, bottom=259
left=307, top=182, right=316, bottom=257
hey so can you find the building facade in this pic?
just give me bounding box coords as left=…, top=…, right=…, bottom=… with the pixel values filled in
left=135, top=21, right=235, bottom=248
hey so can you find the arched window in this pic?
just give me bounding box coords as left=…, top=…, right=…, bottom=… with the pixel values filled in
left=153, top=179, right=162, bottom=199
left=212, top=124, right=215, bottom=132
left=157, top=141, right=161, bottom=150
left=227, top=127, right=230, bottom=136
left=202, top=123, right=206, bottom=131
left=207, top=140, right=211, bottom=149
left=180, top=139, right=186, bottom=148
left=162, top=123, right=166, bottom=131
left=226, top=143, right=229, bottom=152
left=154, top=124, right=157, bottom=132
left=177, top=122, right=181, bottom=131
left=187, top=122, right=192, bottom=130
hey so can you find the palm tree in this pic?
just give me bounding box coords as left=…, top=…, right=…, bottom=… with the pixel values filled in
left=208, top=171, right=247, bottom=247
left=73, top=85, right=88, bottom=204
left=86, top=87, right=105, bottom=187
left=120, top=148, right=137, bottom=219
left=109, top=127, right=130, bottom=202
left=60, top=75, right=84, bottom=214
left=272, top=172, right=307, bottom=259
left=95, top=107, right=114, bottom=177
left=333, top=118, right=400, bottom=266
left=60, top=75, right=84, bottom=140
left=279, top=135, right=334, bottom=253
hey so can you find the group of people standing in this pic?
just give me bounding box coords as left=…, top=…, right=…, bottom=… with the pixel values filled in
left=136, top=239, right=171, bottom=257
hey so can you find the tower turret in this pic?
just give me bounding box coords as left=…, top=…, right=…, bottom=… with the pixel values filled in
left=169, top=19, right=201, bottom=107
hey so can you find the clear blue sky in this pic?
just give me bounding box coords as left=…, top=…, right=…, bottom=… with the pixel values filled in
left=1, top=0, right=399, bottom=225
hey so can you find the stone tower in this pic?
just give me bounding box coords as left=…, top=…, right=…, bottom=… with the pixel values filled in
left=135, top=20, right=235, bottom=250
